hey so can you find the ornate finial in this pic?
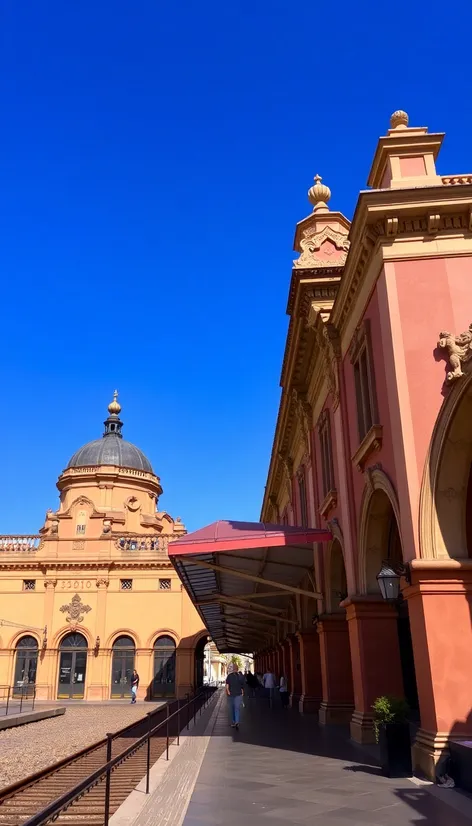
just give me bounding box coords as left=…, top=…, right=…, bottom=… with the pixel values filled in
left=308, top=174, right=331, bottom=212
left=108, top=389, right=121, bottom=416
left=390, top=110, right=409, bottom=130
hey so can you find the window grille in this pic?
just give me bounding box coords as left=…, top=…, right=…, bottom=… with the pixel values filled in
left=120, top=579, right=133, bottom=591
left=23, top=580, right=36, bottom=591
left=159, top=578, right=171, bottom=590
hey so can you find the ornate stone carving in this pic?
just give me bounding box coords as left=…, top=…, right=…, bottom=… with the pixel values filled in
left=294, top=226, right=350, bottom=270
left=60, top=593, right=91, bottom=625
left=72, top=540, right=85, bottom=550
left=102, top=520, right=111, bottom=535
left=315, top=322, right=341, bottom=409
left=438, top=325, right=472, bottom=382
left=292, top=390, right=312, bottom=455
left=44, top=579, right=57, bottom=590
left=96, top=577, right=109, bottom=589
left=278, top=452, right=294, bottom=503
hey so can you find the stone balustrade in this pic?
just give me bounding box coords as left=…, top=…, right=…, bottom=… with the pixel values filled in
left=114, top=535, right=178, bottom=553
left=0, top=536, right=41, bottom=552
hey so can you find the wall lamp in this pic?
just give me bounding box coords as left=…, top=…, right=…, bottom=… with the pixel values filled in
left=377, top=560, right=412, bottom=602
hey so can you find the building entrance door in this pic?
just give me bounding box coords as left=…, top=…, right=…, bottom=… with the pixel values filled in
left=152, top=636, right=176, bottom=697
left=111, top=636, right=136, bottom=698
left=57, top=633, right=88, bottom=699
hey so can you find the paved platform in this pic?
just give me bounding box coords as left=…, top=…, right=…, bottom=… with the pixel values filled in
left=0, top=705, right=65, bottom=731
left=112, top=692, right=472, bottom=826
left=182, top=697, right=472, bottom=826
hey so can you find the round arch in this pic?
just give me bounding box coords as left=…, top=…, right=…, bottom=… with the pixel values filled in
left=145, top=629, right=180, bottom=649
left=8, top=629, right=41, bottom=649
left=420, top=374, right=472, bottom=559
left=105, top=629, right=140, bottom=649
left=358, top=469, right=402, bottom=594
left=52, top=625, right=93, bottom=649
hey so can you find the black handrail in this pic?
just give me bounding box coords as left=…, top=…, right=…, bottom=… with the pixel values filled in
left=21, top=686, right=219, bottom=826
left=0, top=685, right=36, bottom=717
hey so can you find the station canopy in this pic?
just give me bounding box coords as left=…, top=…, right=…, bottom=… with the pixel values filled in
left=168, top=520, right=331, bottom=653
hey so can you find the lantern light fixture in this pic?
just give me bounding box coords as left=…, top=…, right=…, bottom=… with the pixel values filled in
left=377, top=560, right=411, bottom=601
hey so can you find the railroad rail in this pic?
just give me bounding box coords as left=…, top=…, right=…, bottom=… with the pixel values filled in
left=0, top=687, right=218, bottom=826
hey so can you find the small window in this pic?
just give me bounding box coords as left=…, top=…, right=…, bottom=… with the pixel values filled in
left=76, top=524, right=86, bottom=535
left=23, top=580, right=36, bottom=591
left=318, top=411, right=335, bottom=498
left=76, top=510, right=87, bottom=536
left=350, top=321, right=378, bottom=443
left=120, top=579, right=133, bottom=591
left=159, top=578, right=171, bottom=590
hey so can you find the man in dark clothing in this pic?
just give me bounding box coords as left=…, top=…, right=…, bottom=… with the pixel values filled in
left=225, top=665, right=244, bottom=729
left=131, top=669, right=139, bottom=704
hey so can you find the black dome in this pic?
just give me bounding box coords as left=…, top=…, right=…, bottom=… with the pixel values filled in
left=65, top=393, right=153, bottom=473
left=67, top=435, right=153, bottom=472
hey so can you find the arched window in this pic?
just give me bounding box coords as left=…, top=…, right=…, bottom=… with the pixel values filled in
left=111, top=636, right=136, bottom=698
left=57, top=632, right=88, bottom=699
left=14, top=636, right=38, bottom=695
left=152, top=635, right=176, bottom=698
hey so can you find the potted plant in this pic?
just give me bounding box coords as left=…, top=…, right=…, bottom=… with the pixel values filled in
left=372, top=695, right=412, bottom=778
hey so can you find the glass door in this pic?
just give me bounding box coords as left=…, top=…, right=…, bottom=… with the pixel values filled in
left=57, top=633, right=88, bottom=699
left=152, top=636, right=176, bottom=697
left=57, top=650, right=87, bottom=699
left=110, top=636, right=136, bottom=698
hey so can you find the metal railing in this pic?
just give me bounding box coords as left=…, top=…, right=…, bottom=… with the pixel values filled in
left=0, top=685, right=36, bottom=717
left=22, top=686, right=219, bottom=826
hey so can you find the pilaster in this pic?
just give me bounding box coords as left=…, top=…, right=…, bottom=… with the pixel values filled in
left=317, top=613, right=354, bottom=724
left=297, top=629, right=322, bottom=713
left=345, top=597, right=404, bottom=743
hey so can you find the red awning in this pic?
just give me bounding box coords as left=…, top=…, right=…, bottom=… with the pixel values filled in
left=169, top=520, right=331, bottom=653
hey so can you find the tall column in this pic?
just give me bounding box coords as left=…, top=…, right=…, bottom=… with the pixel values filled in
left=288, top=634, right=302, bottom=708
left=406, top=567, right=472, bottom=779
left=281, top=639, right=291, bottom=686
left=297, top=630, right=322, bottom=713
left=345, top=597, right=404, bottom=743
left=317, top=614, right=354, bottom=724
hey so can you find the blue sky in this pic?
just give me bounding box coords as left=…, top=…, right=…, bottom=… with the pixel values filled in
left=1, top=1, right=471, bottom=534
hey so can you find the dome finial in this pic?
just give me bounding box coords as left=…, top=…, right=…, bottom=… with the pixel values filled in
left=308, top=174, right=331, bottom=212
left=390, top=110, right=409, bottom=130
left=108, top=389, right=121, bottom=416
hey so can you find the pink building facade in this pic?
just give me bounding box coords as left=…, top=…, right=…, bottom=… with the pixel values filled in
left=258, top=110, right=472, bottom=778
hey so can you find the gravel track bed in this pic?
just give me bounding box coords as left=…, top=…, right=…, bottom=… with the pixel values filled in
left=0, top=704, right=161, bottom=789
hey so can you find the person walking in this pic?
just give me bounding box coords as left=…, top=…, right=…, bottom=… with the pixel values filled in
left=130, top=669, right=139, bottom=704
left=262, top=669, right=277, bottom=707
left=279, top=674, right=289, bottom=708
left=225, top=664, right=244, bottom=729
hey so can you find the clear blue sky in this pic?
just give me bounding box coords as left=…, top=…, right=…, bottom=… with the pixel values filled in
left=1, top=1, right=471, bottom=534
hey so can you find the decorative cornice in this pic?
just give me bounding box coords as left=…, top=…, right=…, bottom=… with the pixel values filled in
left=351, top=425, right=383, bottom=472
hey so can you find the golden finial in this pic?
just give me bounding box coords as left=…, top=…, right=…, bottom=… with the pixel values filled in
left=308, top=174, right=331, bottom=212
left=108, top=389, right=121, bottom=416
left=390, top=110, right=409, bottom=130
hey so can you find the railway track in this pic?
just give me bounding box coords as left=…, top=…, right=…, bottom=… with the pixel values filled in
left=0, top=701, right=179, bottom=826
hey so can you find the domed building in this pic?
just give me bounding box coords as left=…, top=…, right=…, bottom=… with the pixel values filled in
left=0, top=394, right=207, bottom=701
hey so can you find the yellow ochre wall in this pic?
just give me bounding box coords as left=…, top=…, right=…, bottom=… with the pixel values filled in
left=0, top=461, right=206, bottom=701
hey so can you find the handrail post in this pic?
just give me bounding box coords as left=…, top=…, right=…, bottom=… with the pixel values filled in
left=186, top=693, right=189, bottom=730
left=166, top=704, right=170, bottom=760
left=32, top=685, right=36, bottom=712
left=103, top=733, right=113, bottom=825
left=19, top=687, right=24, bottom=714
left=193, top=694, right=196, bottom=726
left=177, top=698, right=180, bottom=746
left=145, top=712, right=152, bottom=794
left=5, top=686, right=10, bottom=717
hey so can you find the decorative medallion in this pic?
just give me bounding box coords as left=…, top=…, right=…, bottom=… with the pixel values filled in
left=60, top=593, right=91, bottom=625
